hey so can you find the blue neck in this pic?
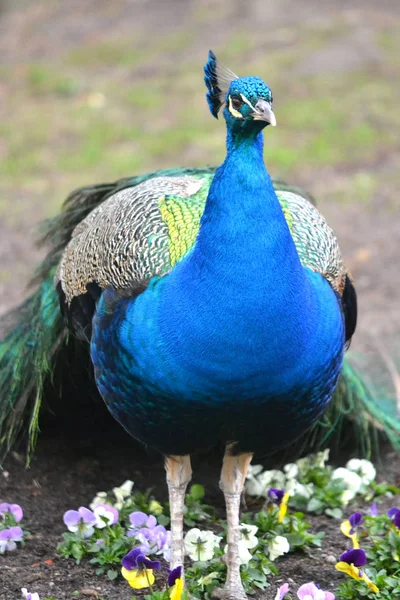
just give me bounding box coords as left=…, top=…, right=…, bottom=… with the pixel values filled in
left=190, top=129, right=303, bottom=285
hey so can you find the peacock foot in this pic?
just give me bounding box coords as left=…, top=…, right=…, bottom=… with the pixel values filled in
left=212, top=584, right=248, bottom=600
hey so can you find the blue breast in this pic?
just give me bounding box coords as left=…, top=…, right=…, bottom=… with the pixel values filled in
left=90, top=131, right=344, bottom=455
left=91, top=265, right=344, bottom=455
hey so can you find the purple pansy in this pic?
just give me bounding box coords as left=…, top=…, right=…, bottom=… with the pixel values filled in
left=127, top=511, right=171, bottom=560
left=0, top=526, right=23, bottom=553
left=297, top=582, right=335, bottom=600
left=129, top=511, right=157, bottom=531
left=122, top=548, right=161, bottom=571
left=0, top=502, right=23, bottom=523
left=21, top=588, right=40, bottom=600
left=168, top=565, right=182, bottom=587
left=63, top=506, right=96, bottom=538
left=275, top=582, right=289, bottom=599
left=340, top=548, right=367, bottom=567
left=268, top=488, right=285, bottom=504
left=388, top=507, right=400, bottom=528
left=370, top=503, right=378, bottom=517
left=349, top=512, right=364, bottom=535
left=93, top=504, right=119, bottom=528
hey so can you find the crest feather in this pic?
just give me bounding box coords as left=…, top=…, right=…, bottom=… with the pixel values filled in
left=204, top=50, right=238, bottom=119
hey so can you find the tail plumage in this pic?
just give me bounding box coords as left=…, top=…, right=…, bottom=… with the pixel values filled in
left=0, top=273, right=64, bottom=458
left=0, top=173, right=399, bottom=461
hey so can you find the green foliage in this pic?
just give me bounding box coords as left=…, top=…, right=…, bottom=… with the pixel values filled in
left=336, top=512, right=400, bottom=598
left=183, top=484, right=216, bottom=526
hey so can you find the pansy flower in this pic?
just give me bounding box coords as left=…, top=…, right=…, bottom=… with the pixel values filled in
left=63, top=506, right=96, bottom=538
left=121, top=548, right=160, bottom=589
left=297, top=582, right=335, bottom=599
left=346, top=458, right=376, bottom=485
left=267, top=488, right=290, bottom=522
left=184, top=528, right=221, bottom=562
left=335, top=549, right=379, bottom=593
left=340, top=512, right=363, bottom=549
left=127, top=511, right=171, bottom=560
left=275, top=582, right=289, bottom=599
left=21, top=588, right=40, bottom=600
left=268, top=535, right=290, bottom=561
left=370, top=503, right=378, bottom=517
left=0, top=502, right=23, bottom=523
left=268, top=488, right=285, bottom=504
left=93, top=504, right=119, bottom=528
left=168, top=565, right=184, bottom=600
left=388, top=507, right=400, bottom=529
left=0, top=526, right=23, bottom=553
left=112, top=479, right=134, bottom=509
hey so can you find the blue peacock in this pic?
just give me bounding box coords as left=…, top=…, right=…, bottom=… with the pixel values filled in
left=0, top=51, right=399, bottom=598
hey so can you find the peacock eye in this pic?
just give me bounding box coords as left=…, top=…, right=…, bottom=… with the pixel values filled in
left=231, top=96, right=243, bottom=110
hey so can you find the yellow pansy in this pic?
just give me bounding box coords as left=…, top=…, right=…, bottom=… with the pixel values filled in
left=278, top=492, right=290, bottom=523
left=170, top=576, right=184, bottom=600
left=335, top=560, right=379, bottom=594
left=121, top=566, right=155, bottom=589
left=340, top=519, right=360, bottom=549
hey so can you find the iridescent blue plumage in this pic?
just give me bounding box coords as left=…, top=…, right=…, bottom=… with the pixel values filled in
left=90, top=64, right=345, bottom=456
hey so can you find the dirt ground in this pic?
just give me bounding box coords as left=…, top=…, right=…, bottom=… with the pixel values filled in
left=0, top=0, right=399, bottom=599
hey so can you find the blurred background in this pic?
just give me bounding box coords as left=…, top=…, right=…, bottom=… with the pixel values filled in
left=0, top=0, right=399, bottom=356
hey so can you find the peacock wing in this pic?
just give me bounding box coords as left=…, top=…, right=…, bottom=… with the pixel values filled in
left=56, top=173, right=213, bottom=334
left=276, top=189, right=346, bottom=295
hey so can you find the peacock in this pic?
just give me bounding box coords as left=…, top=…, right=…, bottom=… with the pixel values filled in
left=1, top=51, right=399, bottom=598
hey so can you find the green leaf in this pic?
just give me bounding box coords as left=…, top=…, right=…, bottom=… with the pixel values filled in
left=107, top=569, right=119, bottom=580
left=325, top=507, right=343, bottom=519
left=189, top=484, right=205, bottom=501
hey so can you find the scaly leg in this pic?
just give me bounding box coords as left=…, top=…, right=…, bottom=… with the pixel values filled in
left=214, top=446, right=253, bottom=600
left=165, top=455, right=192, bottom=570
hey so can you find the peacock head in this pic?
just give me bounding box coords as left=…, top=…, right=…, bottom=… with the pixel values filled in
left=204, top=50, right=276, bottom=136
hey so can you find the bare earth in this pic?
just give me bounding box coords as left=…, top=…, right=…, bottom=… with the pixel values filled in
left=0, top=0, right=399, bottom=599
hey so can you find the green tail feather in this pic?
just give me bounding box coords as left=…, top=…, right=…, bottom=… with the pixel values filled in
left=303, top=358, right=400, bottom=457
left=0, top=274, right=65, bottom=459
left=0, top=169, right=399, bottom=461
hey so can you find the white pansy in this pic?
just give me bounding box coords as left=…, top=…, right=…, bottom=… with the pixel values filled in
left=246, top=468, right=285, bottom=497
left=184, top=528, right=221, bottom=562
left=314, top=449, right=330, bottom=468
left=268, top=535, right=290, bottom=561
left=346, top=459, right=376, bottom=485
left=286, top=480, right=314, bottom=499
left=245, top=476, right=266, bottom=497
left=113, top=479, right=134, bottom=506
left=239, top=523, right=258, bottom=549
left=93, top=505, right=117, bottom=529
left=224, top=540, right=253, bottom=565
left=341, top=489, right=357, bottom=504
left=283, top=463, right=299, bottom=479
left=89, top=491, right=108, bottom=511
left=247, top=464, right=264, bottom=477
left=331, top=467, right=362, bottom=494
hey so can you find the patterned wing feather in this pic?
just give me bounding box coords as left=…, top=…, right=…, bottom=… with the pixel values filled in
left=57, top=175, right=346, bottom=317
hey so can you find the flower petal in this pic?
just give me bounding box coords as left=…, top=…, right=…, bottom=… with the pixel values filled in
left=340, top=548, right=367, bottom=567
left=63, top=510, right=80, bottom=528
left=168, top=565, right=182, bottom=587
left=122, top=548, right=143, bottom=569
left=170, top=577, right=184, bottom=600
left=121, top=566, right=154, bottom=589
left=129, top=511, right=149, bottom=528
left=275, top=583, right=289, bottom=600
left=297, top=582, right=320, bottom=599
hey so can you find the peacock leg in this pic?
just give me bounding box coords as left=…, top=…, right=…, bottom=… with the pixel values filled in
left=165, top=455, right=192, bottom=571
left=214, top=446, right=253, bottom=600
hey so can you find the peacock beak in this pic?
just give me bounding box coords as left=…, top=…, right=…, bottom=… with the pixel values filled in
left=252, top=99, right=276, bottom=126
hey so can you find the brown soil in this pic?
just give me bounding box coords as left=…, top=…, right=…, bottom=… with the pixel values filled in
left=1, top=1, right=399, bottom=599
